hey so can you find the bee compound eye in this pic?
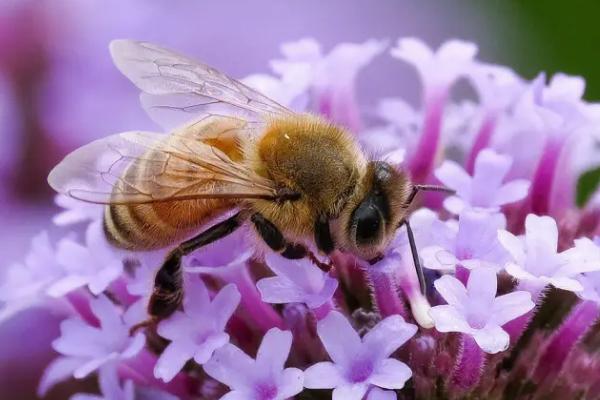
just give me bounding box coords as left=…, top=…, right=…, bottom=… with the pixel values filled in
left=352, top=199, right=383, bottom=246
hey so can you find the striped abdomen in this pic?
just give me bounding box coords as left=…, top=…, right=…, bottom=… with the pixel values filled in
left=103, top=116, right=246, bottom=250
left=103, top=198, right=233, bottom=250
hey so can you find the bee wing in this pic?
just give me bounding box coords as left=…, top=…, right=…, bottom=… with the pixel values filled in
left=110, top=39, right=293, bottom=130
left=48, top=130, right=280, bottom=205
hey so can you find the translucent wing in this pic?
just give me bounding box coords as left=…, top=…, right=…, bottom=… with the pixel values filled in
left=110, top=39, right=293, bottom=130
left=48, top=127, right=279, bottom=205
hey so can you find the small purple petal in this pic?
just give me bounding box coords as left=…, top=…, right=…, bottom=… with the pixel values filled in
left=255, top=328, right=293, bottom=372
left=362, top=315, right=417, bottom=359
left=203, top=344, right=255, bottom=390
left=367, top=387, right=397, bottom=400
left=154, top=340, right=196, bottom=382
left=369, top=358, right=412, bottom=389
left=490, top=291, right=535, bottom=326
left=433, top=275, right=468, bottom=308
left=304, top=362, right=343, bottom=389
left=332, top=384, right=368, bottom=400
left=472, top=325, right=509, bottom=354
left=316, top=311, right=362, bottom=366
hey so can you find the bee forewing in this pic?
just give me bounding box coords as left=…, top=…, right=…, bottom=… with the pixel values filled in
left=48, top=130, right=279, bottom=205
left=140, top=93, right=257, bottom=131
left=110, top=39, right=293, bottom=131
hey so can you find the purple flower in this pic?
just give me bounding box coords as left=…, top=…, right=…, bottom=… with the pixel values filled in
left=71, top=365, right=134, bottom=400
left=367, top=387, right=397, bottom=400
left=568, top=238, right=600, bottom=303
left=435, top=149, right=530, bottom=214
left=53, top=194, right=103, bottom=226
left=0, top=231, right=63, bottom=320
left=245, top=37, right=386, bottom=132
left=203, top=328, right=304, bottom=400
left=421, top=210, right=509, bottom=272
left=154, top=276, right=240, bottom=382
left=257, top=252, right=338, bottom=309
left=39, top=295, right=145, bottom=396
left=578, top=271, right=600, bottom=304
left=391, top=38, right=477, bottom=93
left=467, top=63, right=524, bottom=112
left=71, top=364, right=180, bottom=400
left=48, top=221, right=123, bottom=296
left=498, top=214, right=599, bottom=293
left=391, top=38, right=478, bottom=181
left=304, top=311, right=416, bottom=399
left=429, top=268, right=534, bottom=353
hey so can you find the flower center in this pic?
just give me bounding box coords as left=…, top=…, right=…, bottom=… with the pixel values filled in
left=466, top=310, right=488, bottom=329
left=254, top=382, right=278, bottom=400
left=347, top=358, right=374, bottom=383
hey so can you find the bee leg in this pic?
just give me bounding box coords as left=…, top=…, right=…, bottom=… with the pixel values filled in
left=314, top=214, right=335, bottom=255
left=251, top=213, right=332, bottom=271
left=132, top=212, right=245, bottom=334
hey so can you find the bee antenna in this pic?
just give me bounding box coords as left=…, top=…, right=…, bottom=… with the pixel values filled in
left=401, top=184, right=455, bottom=208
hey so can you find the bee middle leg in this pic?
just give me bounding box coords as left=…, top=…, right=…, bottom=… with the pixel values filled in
left=251, top=213, right=332, bottom=271
left=131, top=212, right=245, bottom=333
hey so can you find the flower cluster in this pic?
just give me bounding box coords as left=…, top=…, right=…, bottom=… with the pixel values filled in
left=3, top=36, right=600, bottom=399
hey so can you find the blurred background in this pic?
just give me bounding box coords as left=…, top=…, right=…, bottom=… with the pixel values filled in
left=0, top=0, right=598, bottom=398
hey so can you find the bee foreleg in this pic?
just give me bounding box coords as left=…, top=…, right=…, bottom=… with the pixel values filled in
left=314, top=214, right=335, bottom=255
left=136, top=212, right=245, bottom=333
left=251, top=213, right=332, bottom=271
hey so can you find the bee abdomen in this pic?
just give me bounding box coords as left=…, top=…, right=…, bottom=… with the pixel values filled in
left=103, top=205, right=146, bottom=250
left=103, top=199, right=235, bottom=251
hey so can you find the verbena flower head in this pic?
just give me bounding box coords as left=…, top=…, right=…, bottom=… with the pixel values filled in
left=429, top=268, right=534, bottom=353
left=3, top=35, right=600, bottom=400
left=204, top=328, right=304, bottom=400
left=304, top=311, right=416, bottom=399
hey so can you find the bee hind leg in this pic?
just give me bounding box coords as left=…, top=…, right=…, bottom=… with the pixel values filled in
left=130, top=211, right=245, bottom=335
left=251, top=212, right=332, bottom=272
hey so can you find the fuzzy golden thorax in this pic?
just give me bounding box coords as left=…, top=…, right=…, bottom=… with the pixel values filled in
left=247, top=114, right=367, bottom=240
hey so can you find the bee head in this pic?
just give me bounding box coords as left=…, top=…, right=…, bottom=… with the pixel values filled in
left=341, top=161, right=412, bottom=262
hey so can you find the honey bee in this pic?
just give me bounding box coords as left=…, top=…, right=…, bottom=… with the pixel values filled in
left=48, top=40, right=451, bottom=324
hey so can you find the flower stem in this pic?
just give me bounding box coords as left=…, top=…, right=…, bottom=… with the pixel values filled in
left=533, top=300, right=600, bottom=384
left=232, top=266, right=284, bottom=332
left=530, top=136, right=564, bottom=215
left=408, top=89, right=448, bottom=183
left=120, top=349, right=193, bottom=399
left=311, top=299, right=335, bottom=320
left=367, top=267, right=408, bottom=318
left=450, top=334, right=485, bottom=391
left=455, top=265, right=470, bottom=286
left=503, top=282, right=543, bottom=345
left=465, top=112, right=498, bottom=174
left=65, top=291, right=98, bottom=327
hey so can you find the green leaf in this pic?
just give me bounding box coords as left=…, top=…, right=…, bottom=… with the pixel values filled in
left=577, top=167, right=600, bottom=207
